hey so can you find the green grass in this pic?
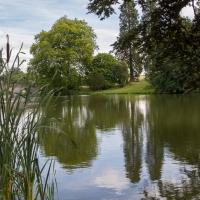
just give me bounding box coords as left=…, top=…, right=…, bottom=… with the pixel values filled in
left=79, top=79, right=155, bottom=95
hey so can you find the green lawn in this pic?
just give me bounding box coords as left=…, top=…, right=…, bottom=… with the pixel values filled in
left=79, top=79, right=155, bottom=95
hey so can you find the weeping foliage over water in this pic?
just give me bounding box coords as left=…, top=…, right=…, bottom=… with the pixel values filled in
left=38, top=94, right=200, bottom=199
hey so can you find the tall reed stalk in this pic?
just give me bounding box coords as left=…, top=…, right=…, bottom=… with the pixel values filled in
left=0, top=44, right=59, bottom=199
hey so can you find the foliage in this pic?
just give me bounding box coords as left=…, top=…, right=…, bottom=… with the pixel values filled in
left=113, top=61, right=129, bottom=85
left=87, top=0, right=121, bottom=20
left=87, top=0, right=157, bottom=20
left=88, top=73, right=106, bottom=90
left=29, top=16, right=98, bottom=94
left=87, top=0, right=192, bottom=21
left=145, top=17, right=200, bottom=93
left=90, top=53, right=128, bottom=86
left=91, top=53, right=117, bottom=81
left=87, top=0, right=200, bottom=93
left=0, top=45, right=59, bottom=199
left=111, top=0, right=142, bottom=82
left=0, top=67, right=29, bottom=84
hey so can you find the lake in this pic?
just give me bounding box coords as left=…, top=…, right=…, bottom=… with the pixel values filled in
left=38, top=94, right=200, bottom=199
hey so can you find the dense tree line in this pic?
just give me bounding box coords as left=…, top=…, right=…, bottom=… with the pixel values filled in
left=28, top=1, right=200, bottom=94
left=87, top=0, right=200, bottom=93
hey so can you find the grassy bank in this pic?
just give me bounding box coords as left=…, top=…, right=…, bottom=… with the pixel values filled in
left=79, top=77, right=154, bottom=95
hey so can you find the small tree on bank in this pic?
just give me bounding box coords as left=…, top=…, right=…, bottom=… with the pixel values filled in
left=89, top=53, right=128, bottom=87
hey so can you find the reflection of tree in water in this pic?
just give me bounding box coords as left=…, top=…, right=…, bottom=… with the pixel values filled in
left=121, top=95, right=164, bottom=183
left=88, top=95, right=146, bottom=183
left=38, top=96, right=98, bottom=170
left=151, top=95, right=200, bottom=165
left=146, top=95, right=200, bottom=178
left=145, top=96, right=164, bottom=181
left=142, top=95, right=200, bottom=199
left=142, top=167, right=200, bottom=199
left=122, top=97, right=143, bottom=183
left=88, top=95, right=128, bottom=130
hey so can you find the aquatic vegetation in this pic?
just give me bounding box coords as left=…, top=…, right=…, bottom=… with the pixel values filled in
left=0, top=44, right=59, bottom=199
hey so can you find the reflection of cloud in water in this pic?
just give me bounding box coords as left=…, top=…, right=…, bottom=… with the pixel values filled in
left=93, top=168, right=129, bottom=194
left=136, top=99, right=148, bottom=117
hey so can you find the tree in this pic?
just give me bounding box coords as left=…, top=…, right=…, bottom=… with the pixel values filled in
left=111, top=0, right=142, bottom=82
left=114, top=61, right=129, bottom=85
left=0, top=67, right=27, bottom=83
left=138, top=1, right=200, bottom=93
left=29, top=16, right=98, bottom=94
left=87, top=0, right=200, bottom=93
left=89, top=53, right=128, bottom=86
left=87, top=0, right=192, bottom=21
left=146, top=18, right=197, bottom=93
left=90, top=53, right=117, bottom=84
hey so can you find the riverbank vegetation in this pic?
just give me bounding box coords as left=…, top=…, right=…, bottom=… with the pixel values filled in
left=26, top=1, right=200, bottom=95
left=3, top=1, right=199, bottom=96
left=0, top=46, right=59, bottom=199
left=87, top=0, right=200, bottom=94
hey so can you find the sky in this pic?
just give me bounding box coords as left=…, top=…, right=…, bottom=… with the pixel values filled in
left=0, top=0, right=195, bottom=71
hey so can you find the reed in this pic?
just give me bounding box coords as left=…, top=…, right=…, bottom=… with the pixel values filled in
left=0, top=44, right=59, bottom=199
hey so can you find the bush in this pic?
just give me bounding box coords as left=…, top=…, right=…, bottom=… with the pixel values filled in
left=102, top=81, right=112, bottom=90
left=88, top=73, right=106, bottom=91
left=119, top=83, right=125, bottom=88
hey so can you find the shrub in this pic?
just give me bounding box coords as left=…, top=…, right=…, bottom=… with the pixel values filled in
left=88, top=73, right=106, bottom=91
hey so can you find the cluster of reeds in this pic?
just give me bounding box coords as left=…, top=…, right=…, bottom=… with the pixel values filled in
left=0, top=44, right=59, bottom=199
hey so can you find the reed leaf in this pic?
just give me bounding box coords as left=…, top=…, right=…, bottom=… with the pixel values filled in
left=0, top=44, right=59, bottom=199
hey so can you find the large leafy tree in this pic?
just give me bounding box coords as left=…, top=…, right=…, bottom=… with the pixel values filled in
left=30, top=16, right=98, bottom=93
left=87, top=0, right=200, bottom=93
left=146, top=18, right=197, bottom=93
left=111, top=0, right=142, bottom=82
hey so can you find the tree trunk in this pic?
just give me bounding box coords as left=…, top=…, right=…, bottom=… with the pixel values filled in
left=129, top=50, right=134, bottom=82
left=130, top=67, right=134, bottom=82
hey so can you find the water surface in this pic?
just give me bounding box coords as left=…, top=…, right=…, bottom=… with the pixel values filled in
left=38, top=94, right=200, bottom=199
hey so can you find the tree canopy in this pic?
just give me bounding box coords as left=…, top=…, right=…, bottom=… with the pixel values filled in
left=29, top=16, right=98, bottom=94
left=111, top=0, right=142, bottom=82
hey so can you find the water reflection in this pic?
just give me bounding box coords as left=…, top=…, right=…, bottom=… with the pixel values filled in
left=142, top=94, right=200, bottom=198
left=121, top=96, right=143, bottom=183
left=145, top=97, right=164, bottom=181
left=37, top=94, right=200, bottom=199
left=88, top=95, right=126, bottom=130
left=39, top=96, right=98, bottom=170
